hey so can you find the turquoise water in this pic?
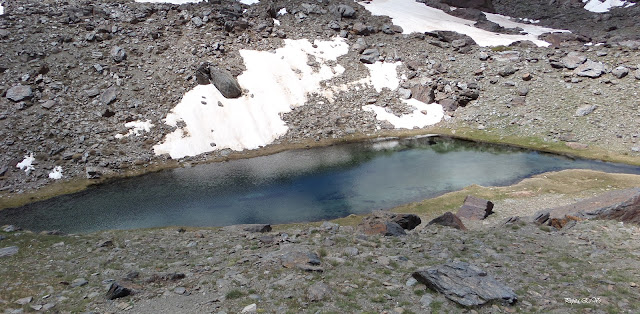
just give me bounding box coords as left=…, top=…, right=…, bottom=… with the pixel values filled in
left=2, top=136, right=639, bottom=233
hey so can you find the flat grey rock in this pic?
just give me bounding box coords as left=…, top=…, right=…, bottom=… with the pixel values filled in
left=0, top=246, right=19, bottom=258
left=412, top=261, right=517, bottom=307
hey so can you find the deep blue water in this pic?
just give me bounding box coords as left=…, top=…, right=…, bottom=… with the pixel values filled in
left=2, top=136, right=639, bottom=233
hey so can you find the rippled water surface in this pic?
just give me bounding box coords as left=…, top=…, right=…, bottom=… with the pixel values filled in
left=3, top=137, right=640, bottom=233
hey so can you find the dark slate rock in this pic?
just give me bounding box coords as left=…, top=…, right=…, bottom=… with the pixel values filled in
left=6, top=85, right=33, bottom=102
left=195, top=63, right=211, bottom=85
left=335, top=5, right=356, bottom=18
left=390, top=214, right=422, bottom=230
left=411, top=84, right=435, bottom=104
left=210, top=67, right=242, bottom=98
left=456, top=195, right=494, bottom=220
left=243, top=224, right=272, bottom=233
left=360, top=48, right=380, bottom=64
left=427, top=212, right=467, bottom=230
left=85, top=166, right=103, bottom=179
left=0, top=246, right=19, bottom=258
left=307, top=282, right=332, bottom=302
left=533, top=212, right=550, bottom=225
left=412, top=261, right=517, bottom=307
left=106, top=282, right=131, bottom=300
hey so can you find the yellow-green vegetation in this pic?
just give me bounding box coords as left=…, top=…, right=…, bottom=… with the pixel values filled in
left=390, top=169, right=640, bottom=221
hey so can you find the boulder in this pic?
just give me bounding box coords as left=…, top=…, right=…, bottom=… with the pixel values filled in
left=358, top=218, right=406, bottom=236
left=100, top=87, right=117, bottom=105
left=0, top=246, right=19, bottom=258
left=106, top=282, right=131, bottom=300
left=412, top=261, right=517, bottom=307
left=574, top=60, right=606, bottom=78
left=307, top=282, right=332, bottom=301
left=456, top=195, right=494, bottom=220
left=411, top=84, right=435, bottom=104
left=560, top=52, right=586, bottom=69
left=335, top=5, right=356, bottom=18
left=612, top=66, right=629, bottom=79
left=210, top=67, right=242, bottom=98
left=390, top=213, right=422, bottom=230
left=6, top=85, right=33, bottom=102
left=360, top=48, right=380, bottom=64
left=110, top=46, right=126, bottom=62
left=427, top=212, right=467, bottom=230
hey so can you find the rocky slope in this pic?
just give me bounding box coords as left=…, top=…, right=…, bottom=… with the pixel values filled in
left=0, top=0, right=639, bottom=201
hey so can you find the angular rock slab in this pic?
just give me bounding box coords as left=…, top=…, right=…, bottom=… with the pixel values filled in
left=457, top=195, right=494, bottom=220
left=412, top=261, right=517, bottom=307
left=427, top=212, right=467, bottom=230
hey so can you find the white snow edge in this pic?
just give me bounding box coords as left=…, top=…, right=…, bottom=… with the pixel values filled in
left=16, top=154, right=35, bottom=174
left=48, top=166, right=63, bottom=180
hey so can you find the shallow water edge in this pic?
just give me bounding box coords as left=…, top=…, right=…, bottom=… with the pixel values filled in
left=1, top=127, right=639, bottom=211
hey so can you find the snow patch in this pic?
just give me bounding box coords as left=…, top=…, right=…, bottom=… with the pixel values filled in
left=16, top=153, right=35, bottom=174
left=583, top=0, right=635, bottom=13
left=364, top=62, right=401, bottom=92
left=273, top=18, right=280, bottom=26
left=135, top=0, right=202, bottom=3
left=154, top=38, right=349, bottom=159
left=239, top=0, right=259, bottom=5
left=358, top=0, right=567, bottom=47
left=363, top=99, right=444, bottom=129
left=115, top=120, right=154, bottom=139
left=48, top=166, right=63, bottom=180
left=0, top=4, right=4, bottom=15
left=484, top=12, right=570, bottom=37
left=278, top=8, right=287, bottom=16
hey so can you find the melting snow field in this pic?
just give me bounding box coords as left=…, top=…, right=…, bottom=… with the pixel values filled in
left=364, top=100, right=444, bottom=129
left=359, top=0, right=567, bottom=47
left=153, top=38, right=349, bottom=159
left=115, top=120, right=154, bottom=139
left=583, top=0, right=635, bottom=12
